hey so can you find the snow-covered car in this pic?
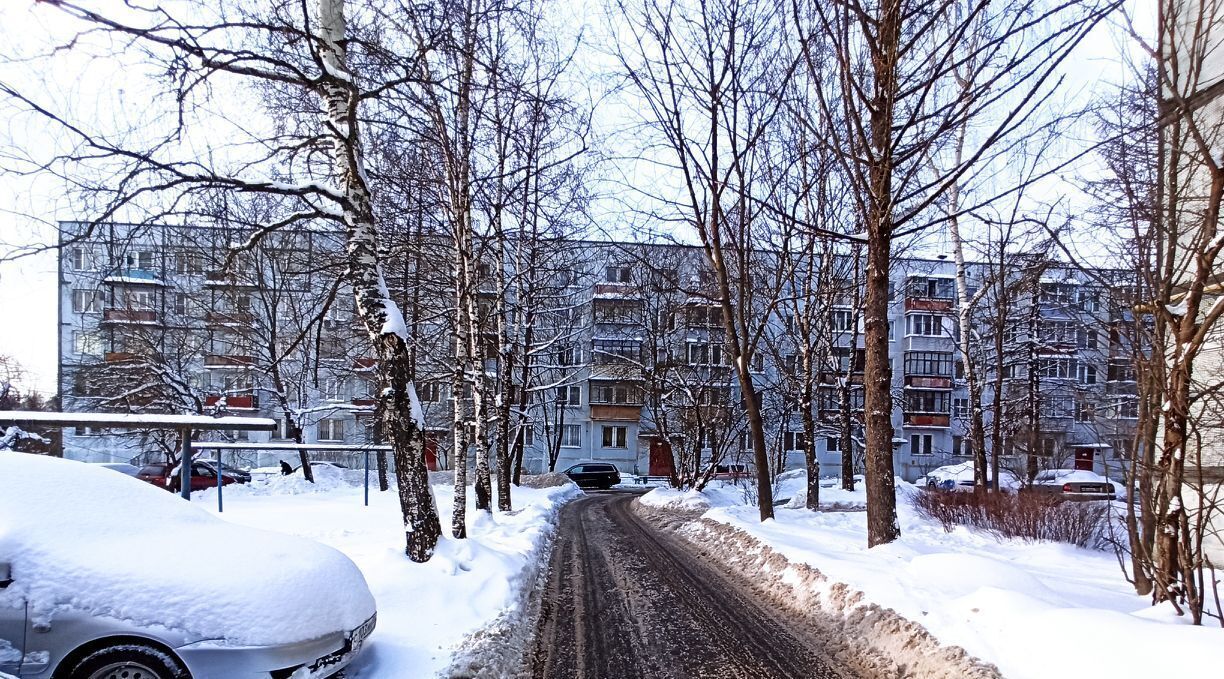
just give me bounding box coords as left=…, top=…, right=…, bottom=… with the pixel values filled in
left=1029, top=469, right=1116, bottom=500
left=0, top=453, right=376, bottom=679
left=89, top=461, right=142, bottom=476
left=918, top=462, right=1020, bottom=492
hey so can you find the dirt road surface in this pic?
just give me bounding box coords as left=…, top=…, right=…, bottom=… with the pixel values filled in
left=528, top=491, right=850, bottom=679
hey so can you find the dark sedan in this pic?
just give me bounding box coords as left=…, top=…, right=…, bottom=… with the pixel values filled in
left=563, top=462, right=621, bottom=489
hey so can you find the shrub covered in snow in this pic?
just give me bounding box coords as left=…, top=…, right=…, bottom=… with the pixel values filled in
left=912, top=488, right=1108, bottom=547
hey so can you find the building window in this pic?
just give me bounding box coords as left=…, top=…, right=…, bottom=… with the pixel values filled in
left=783, top=431, right=807, bottom=452
left=908, top=277, right=955, bottom=299
left=904, top=351, right=954, bottom=376
left=124, top=251, right=155, bottom=271
left=830, top=309, right=853, bottom=332
left=68, top=247, right=93, bottom=271
left=592, top=339, right=641, bottom=365
left=318, top=418, right=344, bottom=442
left=322, top=377, right=346, bottom=401
left=561, top=424, right=582, bottom=448
left=1077, top=287, right=1100, bottom=312
left=953, top=397, right=970, bottom=418
left=905, top=314, right=944, bottom=336
left=685, top=305, right=721, bottom=328
left=174, top=251, right=204, bottom=275
left=72, top=289, right=103, bottom=313
left=1075, top=399, right=1096, bottom=423
left=520, top=423, right=535, bottom=447
left=1107, top=360, right=1136, bottom=382
left=1118, top=397, right=1139, bottom=419
left=557, top=345, right=578, bottom=366
left=825, top=436, right=841, bottom=454
left=687, top=342, right=723, bottom=365
left=418, top=382, right=441, bottom=403
left=72, top=330, right=102, bottom=356
left=910, top=434, right=934, bottom=456
left=906, top=390, right=951, bottom=413
left=889, top=321, right=896, bottom=341
left=1039, top=282, right=1073, bottom=306
left=605, top=265, right=631, bottom=284
left=556, top=385, right=581, bottom=406
left=1037, top=320, right=1077, bottom=345
left=591, top=382, right=641, bottom=405
left=1077, top=328, right=1098, bottom=350
left=1111, top=438, right=1134, bottom=460
left=601, top=425, right=628, bottom=448
left=751, top=353, right=765, bottom=372
left=1037, top=357, right=1076, bottom=380
left=173, top=293, right=188, bottom=316
left=73, top=371, right=100, bottom=396
left=1077, top=364, right=1098, bottom=385
left=1039, top=437, right=1057, bottom=457
left=952, top=435, right=970, bottom=457
left=122, top=289, right=156, bottom=310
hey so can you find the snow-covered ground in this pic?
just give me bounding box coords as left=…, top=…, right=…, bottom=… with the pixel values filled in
left=642, top=474, right=1224, bottom=679
left=193, top=467, right=580, bottom=677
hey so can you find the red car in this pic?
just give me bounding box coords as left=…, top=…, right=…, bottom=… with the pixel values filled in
left=136, top=462, right=246, bottom=492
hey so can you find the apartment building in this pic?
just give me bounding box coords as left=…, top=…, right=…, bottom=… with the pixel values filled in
left=58, top=222, right=1140, bottom=481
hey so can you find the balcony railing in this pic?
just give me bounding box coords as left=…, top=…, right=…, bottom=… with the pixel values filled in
left=203, top=354, right=255, bottom=368
left=204, top=393, right=258, bottom=409
left=102, top=308, right=160, bottom=324
left=205, top=311, right=256, bottom=326
left=903, top=412, right=951, bottom=428
left=103, top=351, right=139, bottom=363
left=904, top=296, right=954, bottom=312
left=904, top=375, right=953, bottom=389
left=589, top=404, right=643, bottom=421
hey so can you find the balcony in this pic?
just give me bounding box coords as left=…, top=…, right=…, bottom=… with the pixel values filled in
left=593, top=283, right=638, bottom=299
left=101, top=308, right=160, bottom=325
left=103, top=351, right=139, bottom=363
left=103, top=269, right=165, bottom=286
left=819, top=371, right=864, bottom=385
left=203, top=271, right=259, bottom=288
left=205, top=311, right=256, bottom=326
left=352, top=357, right=377, bottom=371
left=904, top=375, right=953, bottom=389
left=589, top=404, right=644, bottom=421
left=351, top=397, right=377, bottom=407
left=204, top=393, right=258, bottom=410
left=903, top=413, right=951, bottom=428
left=204, top=354, right=255, bottom=368
left=904, top=296, right=954, bottom=312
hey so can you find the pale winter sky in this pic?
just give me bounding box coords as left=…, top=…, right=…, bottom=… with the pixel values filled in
left=0, top=0, right=1152, bottom=397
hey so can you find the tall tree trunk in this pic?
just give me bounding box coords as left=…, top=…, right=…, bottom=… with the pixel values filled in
left=862, top=0, right=902, bottom=547
left=317, top=0, right=439, bottom=562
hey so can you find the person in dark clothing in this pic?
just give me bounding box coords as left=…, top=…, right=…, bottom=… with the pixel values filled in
left=280, top=460, right=294, bottom=475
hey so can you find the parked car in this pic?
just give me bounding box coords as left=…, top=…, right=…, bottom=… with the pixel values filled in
left=562, top=462, right=621, bottom=489
left=90, top=461, right=142, bottom=476
left=918, top=462, right=1020, bottom=492
left=195, top=459, right=253, bottom=483
left=136, top=461, right=247, bottom=492
left=0, top=453, right=376, bottom=679
left=1029, top=469, right=1116, bottom=500
left=710, top=463, right=752, bottom=481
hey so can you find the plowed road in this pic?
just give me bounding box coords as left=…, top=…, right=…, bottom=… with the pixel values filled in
left=529, top=491, right=849, bottom=679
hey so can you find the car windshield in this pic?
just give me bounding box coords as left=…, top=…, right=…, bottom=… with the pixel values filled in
left=138, top=464, right=167, bottom=475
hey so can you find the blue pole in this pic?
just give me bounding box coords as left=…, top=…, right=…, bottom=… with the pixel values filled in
left=364, top=451, right=370, bottom=507
left=216, top=448, right=224, bottom=513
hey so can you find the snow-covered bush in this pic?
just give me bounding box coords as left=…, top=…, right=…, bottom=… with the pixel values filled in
left=912, top=489, right=1109, bottom=548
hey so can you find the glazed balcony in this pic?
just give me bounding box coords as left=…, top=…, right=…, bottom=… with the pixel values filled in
left=903, top=412, right=951, bottom=428
left=101, top=309, right=160, bottom=325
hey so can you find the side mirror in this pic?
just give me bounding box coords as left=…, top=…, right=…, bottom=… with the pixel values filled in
left=0, top=562, right=12, bottom=588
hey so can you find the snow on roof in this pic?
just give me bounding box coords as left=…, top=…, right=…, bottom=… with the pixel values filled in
left=0, top=411, right=276, bottom=431
left=0, top=453, right=375, bottom=646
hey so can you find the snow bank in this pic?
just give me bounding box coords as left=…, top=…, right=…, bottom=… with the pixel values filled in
left=0, top=453, right=375, bottom=646
left=193, top=473, right=581, bottom=677
left=683, top=488, right=1224, bottom=679
left=639, top=482, right=745, bottom=511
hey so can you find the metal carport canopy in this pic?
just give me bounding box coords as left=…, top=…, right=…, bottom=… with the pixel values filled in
left=0, top=411, right=275, bottom=505
left=0, top=411, right=276, bottom=432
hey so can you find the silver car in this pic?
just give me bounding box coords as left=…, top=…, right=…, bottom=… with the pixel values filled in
left=1, top=560, right=374, bottom=678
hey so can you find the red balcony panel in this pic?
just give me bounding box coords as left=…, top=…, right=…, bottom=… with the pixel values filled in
left=589, top=404, right=643, bottom=421
left=905, top=298, right=954, bottom=312
left=104, top=351, right=139, bottom=363
left=352, top=397, right=377, bottom=407
left=204, top=394, right=257, bottom=409
left=204, top=354, right=255, bottom=367
left=905, top=375, right=953, bottom=389
left=904, top=413, right=951, bottom=428
left=353, top=357, right=377, bottom=370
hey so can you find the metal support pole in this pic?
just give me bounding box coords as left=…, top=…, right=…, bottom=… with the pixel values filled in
left=216, top=448, right=224, bottom=513
left=179, top=428, right=192, bottom=500
left=364, top=450, right=370, bottom=507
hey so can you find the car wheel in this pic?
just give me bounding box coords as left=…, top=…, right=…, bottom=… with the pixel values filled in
left=68, top=644, right=189, bottom=679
